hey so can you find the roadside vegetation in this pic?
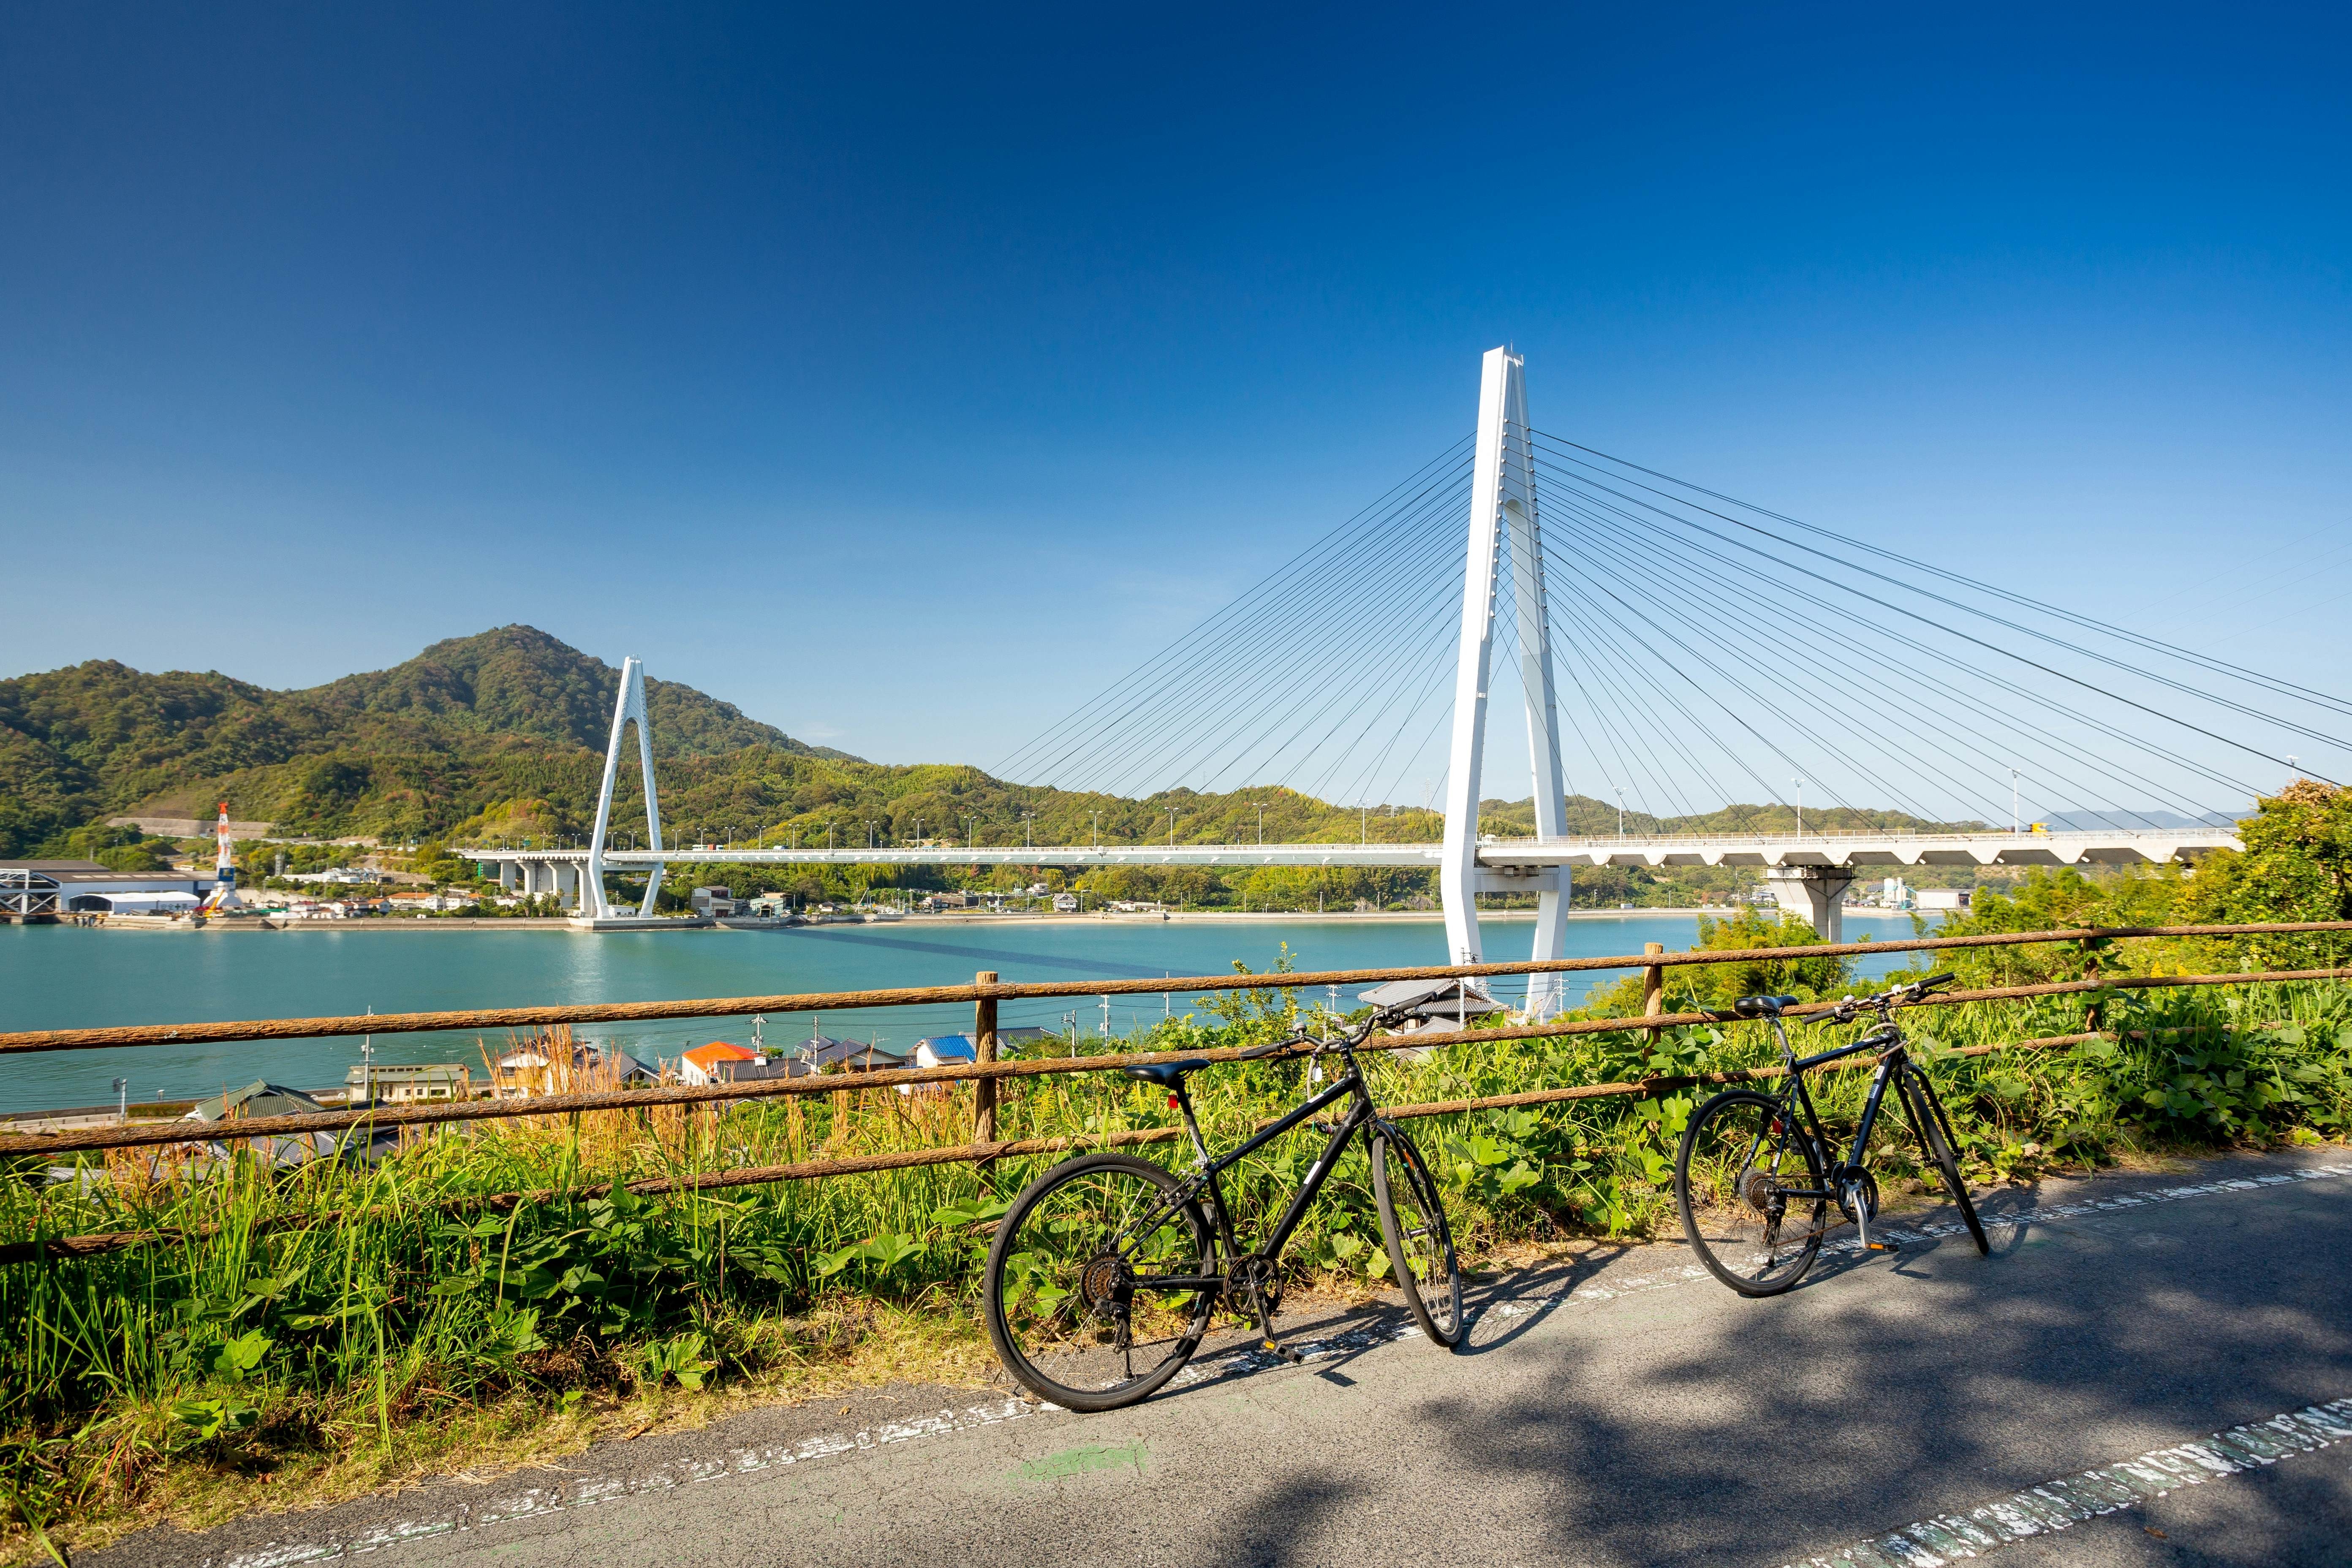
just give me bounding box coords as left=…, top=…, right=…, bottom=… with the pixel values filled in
left=5, top=786, right=2351, bottom=1558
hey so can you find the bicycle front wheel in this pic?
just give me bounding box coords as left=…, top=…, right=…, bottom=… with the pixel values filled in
left=1675, top=1090, right=1829, bottom=1296
left=1903, top=1067, right=1989, bottom=1256
left=1371, top=1125, right=1464, bottom=1347
left=983, top=1152, right=1218, bottom=1412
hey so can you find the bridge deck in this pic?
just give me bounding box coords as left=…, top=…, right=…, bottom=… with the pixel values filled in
left=465, top=827, right=2239, bottom=872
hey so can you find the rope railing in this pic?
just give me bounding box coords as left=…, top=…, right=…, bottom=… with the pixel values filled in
left=8, top=966, right=2349, bottom=1159
left=2, top=919, right=2346, bottom=1057
left=3, top=920, right=2347, bottom=1266
left=0, top=1028, right=2113, bottom=1267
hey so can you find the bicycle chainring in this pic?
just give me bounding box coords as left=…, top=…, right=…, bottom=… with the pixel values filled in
left=1227, top=1255, right=1282, bottom=1316
left=1836, top=1169, right=1881, bottom=1225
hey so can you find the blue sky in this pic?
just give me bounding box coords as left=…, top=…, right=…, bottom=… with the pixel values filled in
left=2, top=3, right=2345, bottom=797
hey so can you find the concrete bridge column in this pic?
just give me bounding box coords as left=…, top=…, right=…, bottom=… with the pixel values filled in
left=1766, top=866, right=1855, bottom=944
left=557, top=862, right=579, bottom=910
left=497, top=860, right=519, bottom=894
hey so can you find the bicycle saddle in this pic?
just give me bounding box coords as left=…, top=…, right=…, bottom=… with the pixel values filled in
left=1731, top=994, right=1801, bottom=1018
left=1120, top=1058, right=1211, bottom=1087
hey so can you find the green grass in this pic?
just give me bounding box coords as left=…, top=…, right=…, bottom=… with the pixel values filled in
left=5, top=950, right=2351, bottom=1559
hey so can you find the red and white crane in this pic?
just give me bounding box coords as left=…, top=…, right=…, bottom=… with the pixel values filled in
left=198, top=801, right=242, bottom=913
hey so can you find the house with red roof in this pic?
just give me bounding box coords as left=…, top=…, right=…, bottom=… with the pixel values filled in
left=679, top=1041, right=759, bottom=1086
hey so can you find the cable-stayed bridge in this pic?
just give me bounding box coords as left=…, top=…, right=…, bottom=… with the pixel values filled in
left=463, top=346, right=2340, bottom=1014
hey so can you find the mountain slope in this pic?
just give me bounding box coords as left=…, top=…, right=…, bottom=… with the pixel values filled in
left=0, top=628, right=853, bottom=853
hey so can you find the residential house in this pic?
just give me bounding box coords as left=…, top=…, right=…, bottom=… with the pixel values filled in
left=901, top=1034, right=974, bottom=1097
left=345, top=1063, right=471, bottom=1104
left=680, top=1041, right=759, bottom=1085
left=795, top=1035, right=911, bottom=1073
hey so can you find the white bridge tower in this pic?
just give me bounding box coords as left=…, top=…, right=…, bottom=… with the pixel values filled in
left=582, top=656, right=666, bottom=921
left=1440, top=347, right=1573, bottom=1016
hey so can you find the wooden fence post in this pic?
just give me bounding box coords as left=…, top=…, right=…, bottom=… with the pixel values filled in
left=1642, top=941, right=1666, bottom=1059
left=973, top=970, right=999, bottom=1144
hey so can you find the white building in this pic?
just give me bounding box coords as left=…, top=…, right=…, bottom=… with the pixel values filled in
left=0, top=859, right=215, bottom=917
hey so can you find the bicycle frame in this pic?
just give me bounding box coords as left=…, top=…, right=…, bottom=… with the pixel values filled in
left=1755, top=1015, right=1916, bottom=1217
left=1121, top=1049, right=1383, bottom=1295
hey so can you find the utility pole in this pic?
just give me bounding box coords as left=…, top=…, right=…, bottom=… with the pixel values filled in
left=1257, top=802, right=1264, bottom=845
left=1167, top=808, right=1177, bottom=846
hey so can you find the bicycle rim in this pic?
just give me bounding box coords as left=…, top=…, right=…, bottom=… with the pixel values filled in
left=1372, top=1127, right=1464, bottom=1346
left=1905, top=1069, right=1989, bottom=1256
left=983, top=1153, right=1216, bottom=1411
left=1676, top=1090, right=1827, bottom=1296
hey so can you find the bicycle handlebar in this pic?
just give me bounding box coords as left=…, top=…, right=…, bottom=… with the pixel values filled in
left=1237, top=1003, right=1415, bottom=1062
left=1822, top=971, right=1958, bottom=1024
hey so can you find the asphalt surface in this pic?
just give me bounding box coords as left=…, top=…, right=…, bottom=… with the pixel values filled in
left=90, top=1148, right=2352, bottom=1568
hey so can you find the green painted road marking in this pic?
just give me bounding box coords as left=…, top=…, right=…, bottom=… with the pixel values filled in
left=1009, top=1442, right=1149, bottom=1484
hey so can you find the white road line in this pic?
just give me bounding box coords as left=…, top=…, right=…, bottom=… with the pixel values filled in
left=1784, top=1399, right=2352, bottom=1566
left=192, top=1162, right=2349, bottom=1568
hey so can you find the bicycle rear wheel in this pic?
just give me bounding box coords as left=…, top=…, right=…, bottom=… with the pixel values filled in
left=1675, top=1090, right=1829, bottom=1296
left=1902, top=1066, right=1989, bottom=1256
left=1370, top=1125, right=1464, bottom=1347
left=983, top=1152, right=1218, bottom=1411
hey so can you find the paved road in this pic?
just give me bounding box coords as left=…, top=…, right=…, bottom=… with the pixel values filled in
left=95, top=1149, right=2352, bottom=1568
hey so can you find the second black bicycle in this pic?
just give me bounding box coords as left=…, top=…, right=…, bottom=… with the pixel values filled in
left=1673, top=973, right=1990, bottom=1296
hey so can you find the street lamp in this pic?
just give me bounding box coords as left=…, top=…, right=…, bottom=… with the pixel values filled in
left=1615, top=787, right=1624, bottom=839
left=2010, top=768, right=2020, bottom=834
left=1792, top=777, right=1805, bottom=837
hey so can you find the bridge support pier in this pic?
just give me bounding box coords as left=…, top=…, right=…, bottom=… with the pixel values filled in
left=1765, top=866, right=1855, bottom=944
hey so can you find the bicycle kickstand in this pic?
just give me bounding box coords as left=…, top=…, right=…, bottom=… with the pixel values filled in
left=1847, top=1175, right=1899, bottom=1254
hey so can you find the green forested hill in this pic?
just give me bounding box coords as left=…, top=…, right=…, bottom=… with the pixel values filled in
left=0, top=627, right=850, bottom=854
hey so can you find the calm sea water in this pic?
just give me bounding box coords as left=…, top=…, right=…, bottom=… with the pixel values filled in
left=0, top=911, right=1922, bottom=1114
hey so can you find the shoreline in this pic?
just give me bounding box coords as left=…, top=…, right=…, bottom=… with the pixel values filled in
left=51, top=904, right=1936, bottom=933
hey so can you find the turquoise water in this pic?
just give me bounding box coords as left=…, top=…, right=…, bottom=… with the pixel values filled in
left=0, top=911, right=1922, bottom=1114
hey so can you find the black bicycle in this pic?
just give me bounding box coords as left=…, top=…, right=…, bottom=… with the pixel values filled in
left=982, top=1010, right=1463, bottom=1411
left=1673, top=973, right=1989, bottom=1296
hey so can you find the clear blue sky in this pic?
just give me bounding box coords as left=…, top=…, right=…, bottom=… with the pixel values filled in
left=3, top=2, right=2345, bottom=782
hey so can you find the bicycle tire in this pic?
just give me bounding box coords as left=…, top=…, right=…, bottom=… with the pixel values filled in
left=983, top=1152, right=1218, bottom=1412
left=1370, top=1125, right=1464, bottom=1347
left=1902, top=1067, right=1989, bottom=1256
left=1675, top=1089, right=1830, bottom=1296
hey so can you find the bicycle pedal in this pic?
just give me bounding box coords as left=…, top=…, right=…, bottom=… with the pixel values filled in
left=1865, top=1239, right=1901, bottom=1253
left=1261, top=1339, right=1304, bottom=1365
